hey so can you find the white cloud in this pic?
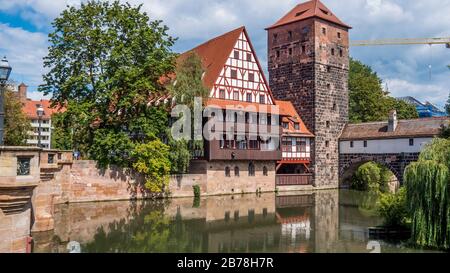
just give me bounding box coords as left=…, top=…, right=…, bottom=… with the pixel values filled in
left=0, top=24, right=48, bottom=93
left=0, top=0, right=448, bottom=103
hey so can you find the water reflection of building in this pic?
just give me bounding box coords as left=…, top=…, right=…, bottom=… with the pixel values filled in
left=33, top=191, right=345, bottom=253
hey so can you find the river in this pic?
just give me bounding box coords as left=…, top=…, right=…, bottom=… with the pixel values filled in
left=32, top=189, right=436, bottom=253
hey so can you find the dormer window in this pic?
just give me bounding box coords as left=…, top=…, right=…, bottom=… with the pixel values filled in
left=282, top=122, right=289, bottom=129
left=294, top=123, right=300, bottom=130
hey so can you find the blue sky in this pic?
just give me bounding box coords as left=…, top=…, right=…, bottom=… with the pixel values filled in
left=0, top=0, right=449, bottom=108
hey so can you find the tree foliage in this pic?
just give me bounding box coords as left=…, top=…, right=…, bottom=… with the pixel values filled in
left=404, top=138, right=450, bottom=249
left=40, top=0, right=176, bottom=157
left=377, top=187, right=408, bottom=227
left=39, top=1, right=183, bottom=190
left=350, top=162, right=391, bottom=194
left=349, top=58, right=418, bottom=123
left=3, top=88, right=31, bottom=146
left=132, top=140, right=171, bottom=193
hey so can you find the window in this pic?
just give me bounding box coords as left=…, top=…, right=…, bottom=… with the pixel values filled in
left=297, top=140, right=307, bottom=152
left=288, top=31, right=293, bottom=40
left=276, top=50, right=280, bottom=58
left=282, top=122, right=289, bottom=129
left=294, top=123, right=300, bottom=130
left=289, top=48, right=293, bottom=55
left=327, top=65, right=331, bottom=73
left=248, top=72, right=255, bottom=82
left=327, top=83, right=331, bottom=90
left=409, top=139, right=414, bottom=146
left=339, top=49, right=343, bottom=57
left=234, top=50, right=239, bottom=59
left=233, top=91, right=239, bottom=100
left=322, top=27, right=326, bottom=35
left=219, top=89, right=225, bottom=99
left=225, top=167, right=231, bottom=177
left=282, top=137, right=292, bottom=152
left=331, top=48, right=335, bottom=56
left=231, top=69, right=238, bottom=79
left=273, top=33, right=278, bottom=43
left=333, top=103, right=337, bottom=111
left=325, top=141, right=329, bottom=148
left=364, top=140, right=368, bottom=148
left=249, top=139, right=259, bottom=149
left=350, top=141, right=354, bottom=148
left=247, top=53, right=252, bottom=62
left=236, top=136, right=247, bottom=150
left=246, top=93, right=252, bottom=102
left=302, top=45, right=306, bottom=53
left=337, top=32, right=341, bottom=39
left=326, top=154, right=330, bottom=159
left=17, top=157, right=31, bottom=176
left=326, top=121, right=330, bottom=128
left=48, top=154, right=55, bottom=164
left=234, top=166, right=240, bottom=177
left=248, top=162, right=255, bottom=177
left=259, top=95, right=266, bottom=104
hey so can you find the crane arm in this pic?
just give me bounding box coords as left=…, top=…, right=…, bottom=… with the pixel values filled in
left=350, top=37, right=450, bottom=46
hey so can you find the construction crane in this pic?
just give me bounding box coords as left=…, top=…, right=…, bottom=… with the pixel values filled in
left=350, top=37, right=450, bottom=77
left=350, top=37, right=450, bottom=47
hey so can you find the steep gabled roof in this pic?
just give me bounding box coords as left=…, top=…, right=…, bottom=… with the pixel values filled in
left=266, top=0, right=351, bottom=30
left=22, top=99, right=65, bottom=120
left=178, top=26, right=244, bottom=90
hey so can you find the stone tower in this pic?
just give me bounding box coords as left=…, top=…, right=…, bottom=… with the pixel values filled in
left=267, top=0, right=351, bottom=187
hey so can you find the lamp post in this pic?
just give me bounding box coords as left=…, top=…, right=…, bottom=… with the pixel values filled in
left=0, top=56, right=12, bottom=146
left=37, top=105, right=44, bottom=148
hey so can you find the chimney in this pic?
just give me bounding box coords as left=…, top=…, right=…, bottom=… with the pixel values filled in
left=18, top=83, right=28, bottom=103
left=388, top=110, right=398, bottom=132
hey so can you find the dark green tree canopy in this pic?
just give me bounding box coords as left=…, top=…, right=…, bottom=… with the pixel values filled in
left=446, top=92, right=450, bottom=116
left=349, top=58, right=418, bottom=123
left=3, top=86, right=31, bottom=146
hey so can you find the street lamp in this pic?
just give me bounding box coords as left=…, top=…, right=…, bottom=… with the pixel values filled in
left=37, top=105, right=44, bottom=148
left=0, top=56, right=12, bottom=146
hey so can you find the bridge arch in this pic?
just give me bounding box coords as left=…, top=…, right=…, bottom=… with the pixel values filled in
left=338, top=153, right=420, bottom=188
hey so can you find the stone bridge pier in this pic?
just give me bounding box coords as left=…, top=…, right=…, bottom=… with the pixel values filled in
left=339, top=153, right=420, bottom=186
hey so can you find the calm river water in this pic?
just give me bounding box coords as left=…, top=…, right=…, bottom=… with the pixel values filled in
left=32, top=189, right=434, bottom=253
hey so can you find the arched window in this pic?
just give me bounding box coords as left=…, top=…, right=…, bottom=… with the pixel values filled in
left=234, top=166, right=240, bottom=177
left=263, top=166, right=268, bottom=176
left=225, top=167, right=231, bottom=177
left=248, top=162, right=255, bottom=177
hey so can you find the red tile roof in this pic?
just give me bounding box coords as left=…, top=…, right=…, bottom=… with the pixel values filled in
left=276, top=100, right=314, bottom=137
left=266, top=0, right=351, bottom=30
left=178, top=26, right=245, bottom=90
left=340, top=117, right=450, bottom=140
left=22, top=99, right=65, bottom=120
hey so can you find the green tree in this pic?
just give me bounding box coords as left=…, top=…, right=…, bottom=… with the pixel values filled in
left=168, top=52, right=209, bottom=157
left=40, top=0, right=176, bottom=165
left=132, top=139, right=171, bottom=193
left=351, top=162, right=392, bottom=194
left=349, top=58, right=418, bottom=122
left=404, top=138, right=450, bottom=249
left=3, top=88, right=31, bottom=146
left=51, top=112, right=73, bottom=150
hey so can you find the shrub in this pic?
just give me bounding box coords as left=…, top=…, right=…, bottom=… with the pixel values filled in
left=193, top=185, right=201, bottom=198
left=377, top=187, right=408, bottom=227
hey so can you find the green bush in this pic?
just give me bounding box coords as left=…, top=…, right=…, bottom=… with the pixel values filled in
left=377, top=187, right=408, bottom=227
left=193, top=185, right=201, bottom=198
left=351, top=162, right=392, bottom=194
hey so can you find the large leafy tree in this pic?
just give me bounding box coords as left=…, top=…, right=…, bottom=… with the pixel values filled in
left=40, top=1, right=176, bottom=190
left=3, top=87, right=31, bottom=146
left=349, top=58, right=418, bottom=123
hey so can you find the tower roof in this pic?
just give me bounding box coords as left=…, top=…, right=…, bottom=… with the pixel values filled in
left=266, top=0, right=351, bottom=30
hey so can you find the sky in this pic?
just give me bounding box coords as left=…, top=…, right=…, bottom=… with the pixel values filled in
left=0, top=0, right=449, bottom=108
